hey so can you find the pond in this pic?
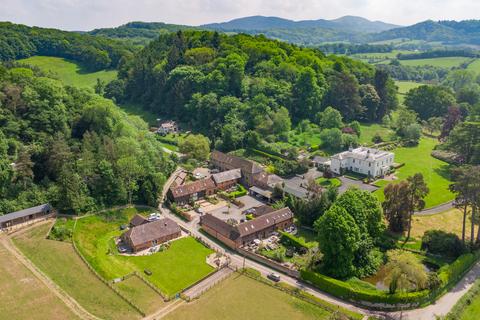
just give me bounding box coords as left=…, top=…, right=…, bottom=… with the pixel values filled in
left=362, top=262, right=438, bottom=291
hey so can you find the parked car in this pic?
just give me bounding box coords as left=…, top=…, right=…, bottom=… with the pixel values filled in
left=267, top=273, right=281, bottom=282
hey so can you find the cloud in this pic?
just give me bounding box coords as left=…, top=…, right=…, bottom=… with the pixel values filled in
left=0, top=0, right=479, bottom=31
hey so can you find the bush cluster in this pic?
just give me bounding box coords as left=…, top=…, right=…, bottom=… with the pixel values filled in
left=421, top=230, right=465, bottom=258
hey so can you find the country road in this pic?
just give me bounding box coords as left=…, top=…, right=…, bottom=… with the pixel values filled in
left=159, top=169, right=479, bottom=320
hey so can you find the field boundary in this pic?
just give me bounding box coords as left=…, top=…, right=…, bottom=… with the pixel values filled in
left=71, top=219, right=146, bottom=317
left=3, top=231, right=101, bottom=320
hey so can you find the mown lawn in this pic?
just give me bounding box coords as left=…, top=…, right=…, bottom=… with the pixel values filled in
left=0, top=238, right=80, bottom=320
left=395, top=80, right=426, bottom=105
left=359, top=123, right=395, bottom=144
left=17, top=56, right=117, bottom=88
left=73, top=208, right=214, bottom=297
left=164, top=274, right=335, bottom=320
left=374, top=137, right=454, bottom=208
left=13, top=223, right=142, bottom=320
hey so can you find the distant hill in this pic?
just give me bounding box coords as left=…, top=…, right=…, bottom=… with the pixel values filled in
left=202, top=15, right=400, bottom=34
left=88, top=21, right=197, bottom=45
left=370, top=20, right=480, bottom=45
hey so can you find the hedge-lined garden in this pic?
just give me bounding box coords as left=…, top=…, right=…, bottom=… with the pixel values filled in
left=300, top=251, right=480, bottom=309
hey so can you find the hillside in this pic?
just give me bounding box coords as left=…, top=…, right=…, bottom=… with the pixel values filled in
left=88, top=21, right=197, bottom=46
left=0, top=22, right=135, bottom=70
left=202, top=15, right=399, bottom=33
left=115, top=30, right=397, bottom=153
left=371, top=20, right=480, bottom=45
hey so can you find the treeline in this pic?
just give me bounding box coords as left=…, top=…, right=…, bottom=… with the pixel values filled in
left=0, top=65, right=175, bottom=215
left=110, top=30, right=397, bottom=152
left=89, top=22, right=195, bottom=46
left=0, top=22, right=135, bottom=71
left=398, top=49, right=480, bottom=60
left=377, top=63, right=450, bottom=82
left=318, top=43, right=393, bottom=55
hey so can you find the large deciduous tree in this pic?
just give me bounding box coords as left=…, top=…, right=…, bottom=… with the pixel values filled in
left=404, top=85, right=456, bottom=120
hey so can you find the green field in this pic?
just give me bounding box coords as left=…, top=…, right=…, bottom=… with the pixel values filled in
left=165, top=274, right=335, bottom=320
left=114, top=275, right=165, bottom=315
left=359, top=123, right=395, bottom=144
left=396, top=81, right=425, bottom=104
left=13, top=223, right=142, bottom=320
left=466, top=59, right=480, bottom=74
left=18, top=56, right=117, bottom=88
left=399, top=57, right=471, bottom=68
left=374, top=137, right=454, bottom=208
left=0, top=238, right=80, bottom=320
left=73, top=208, right=214, bottom=297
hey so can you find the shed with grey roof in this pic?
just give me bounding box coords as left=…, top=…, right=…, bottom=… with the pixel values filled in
left=0, top=204, right=53, bottom=230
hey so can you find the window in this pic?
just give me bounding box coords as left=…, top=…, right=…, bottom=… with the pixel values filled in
left=369, top=163, right=371, bottom=167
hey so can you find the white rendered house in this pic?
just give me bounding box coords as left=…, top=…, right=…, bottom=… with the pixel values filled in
left=330, top=147, right=394, bottom=178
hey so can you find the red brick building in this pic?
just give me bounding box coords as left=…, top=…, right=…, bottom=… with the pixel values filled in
left=210, top=151, right=264, bottom=187
left=211, top=168, right=242, bottom=190
left=200, top=207, right=294, bottom=248
left=167, top=178, right=216, bottom=205
left=121, top=218, right=181, bottom=253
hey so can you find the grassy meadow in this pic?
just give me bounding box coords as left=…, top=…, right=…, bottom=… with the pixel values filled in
left=114, top=275, right=166, bottom=315
left=13, top=223, right=142, bottom=320
left=164, top=274, right=336, bottom=320
left=73, top=207, right=214, bottom=297
left=0, top=237, right=80, bottom=320
left=18, top=56, right=117, bottom=88
left=399, top=57, right=471, bottom=68
left=374, top=137, right=454, bottom=208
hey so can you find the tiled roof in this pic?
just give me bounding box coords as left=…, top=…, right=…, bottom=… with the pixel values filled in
left=0, top=204, right=52, bottom=224
left=200, top=214, right=240, bottom=240
left=130, top=214, right=148, bottom=227
left=169, top=178, right=216, bottom=198
left=123, top=218, right=180, bottom=247
left=211, top=151, right=263, bottom=174
left=236, top=207, right=293, bottom=237
left=211, top=168, right=242, bottom=184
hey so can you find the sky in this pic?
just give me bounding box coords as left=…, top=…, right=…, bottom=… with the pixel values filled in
left=1, top=0, right=479, bottom=31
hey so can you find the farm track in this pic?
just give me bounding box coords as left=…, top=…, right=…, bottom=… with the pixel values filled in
left=144, top=299, right=185, bottom=320
left=1, top=223, right=102, bottom=320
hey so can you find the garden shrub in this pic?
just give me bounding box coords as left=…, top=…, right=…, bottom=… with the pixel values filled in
left=49, top=224, right=73, bottom=241
left=301, top=251, right=480, bottom=307
left=280, top=231, right=311, bottom=250
left=421, top=230, right=465, bottom=258
left=228, top=184, right=247, bottom=198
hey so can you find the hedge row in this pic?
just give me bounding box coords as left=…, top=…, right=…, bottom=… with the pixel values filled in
left=249, top=148, right=287, bottom=163
left=280, top=232, right=311, bottom=250
left=228, top=184, right=247, bottom=198
left=446, top=279, right=480, bottom=319
left=301, top=251, right=480, bottom=308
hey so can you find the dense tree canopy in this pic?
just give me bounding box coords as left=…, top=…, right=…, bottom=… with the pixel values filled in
left=0, top=22, right=134, bottom=71
left=404, top=85, right=456, bottom=120
left=0, top=65, right=175, bottom=215
left=116, top=30, right=397, bottom=151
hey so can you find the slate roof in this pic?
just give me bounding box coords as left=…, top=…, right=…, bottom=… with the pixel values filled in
left=0, top=204, right=52, bottom=224
left=169, top=178, right=216, bottom=199
left=123, top=218, right=180, bottom=247
left=211, top=151, right=263, bottom=174
left=312, top=156, right=329, bottom=164
left=130, top=214, right=148, bottom=227
left=211, top=168, right=242, bottom=184
left=236, top=207, right=293, bottom=237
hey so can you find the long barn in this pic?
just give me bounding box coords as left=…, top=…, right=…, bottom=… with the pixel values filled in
left=0, top=204, right=54, bottom=231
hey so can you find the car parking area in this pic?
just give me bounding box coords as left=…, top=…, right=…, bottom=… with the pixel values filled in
left=204, top=195, right=265, bottom=224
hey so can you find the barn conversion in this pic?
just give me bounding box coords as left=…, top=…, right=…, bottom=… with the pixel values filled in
left=0, top=204, right=54, bottom=231
left=200, top=207, right=294, bottom=248
left=121, top=217, right=181, bottom=253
